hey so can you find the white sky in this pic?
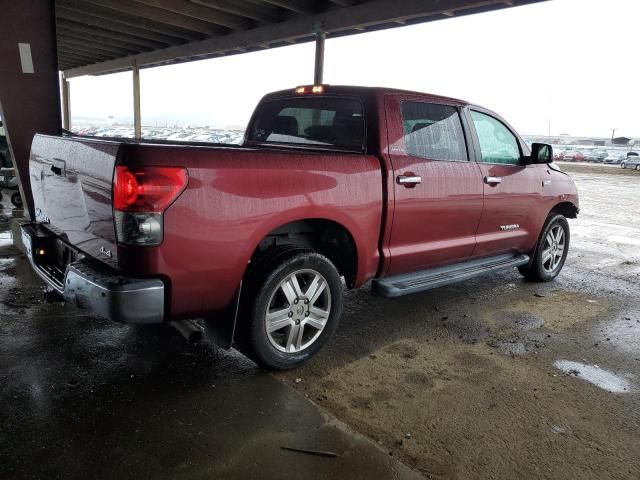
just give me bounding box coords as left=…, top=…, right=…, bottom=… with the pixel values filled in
left=69, top=0, right=640, bottom=137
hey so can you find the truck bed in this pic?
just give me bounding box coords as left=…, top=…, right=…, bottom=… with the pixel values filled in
left=29, top=134, right=385, bottom=319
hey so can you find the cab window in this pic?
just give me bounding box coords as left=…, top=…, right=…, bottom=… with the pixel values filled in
left=248, top=97, right=365, bottom=151
left=401, top=102, right=467, bottom=161
left=471, top=111, right=521, bottom=165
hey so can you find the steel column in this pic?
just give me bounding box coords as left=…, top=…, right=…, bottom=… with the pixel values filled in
left=132, top=61, right=141, bottom=139
left=0, top=0, right=61, bottom=218
left=313, top=32, right=325, bottom=85
left=61, top=74, right=71, bottom=130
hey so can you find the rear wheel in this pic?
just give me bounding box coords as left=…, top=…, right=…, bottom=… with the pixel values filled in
left=519, top=214, right=570, bottom=282
left=237, top=248, right=343, bottom=370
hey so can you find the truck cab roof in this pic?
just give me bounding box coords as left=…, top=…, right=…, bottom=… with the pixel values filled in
left=263, top=85, right=470, bottom=107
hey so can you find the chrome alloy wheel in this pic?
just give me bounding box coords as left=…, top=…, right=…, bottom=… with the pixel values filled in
left=264, top=269, right=331, bottom=353
left=541, top=225, right=566, bottom=274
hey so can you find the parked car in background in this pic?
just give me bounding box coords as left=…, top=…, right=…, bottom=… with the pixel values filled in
left=622, top=153, right=640, bottom=170
left=583, top=151, right=597, bottom=162
left=563, top=151, right=585, bottom=162
left=585, top=149, right=607, bottom=162
left=554, top=149, right=572, bottom=160
left=603, top=152, right=626, bottom=164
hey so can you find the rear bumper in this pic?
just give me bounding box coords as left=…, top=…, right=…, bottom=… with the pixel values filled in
left=21, top=223, right=164, bottom=324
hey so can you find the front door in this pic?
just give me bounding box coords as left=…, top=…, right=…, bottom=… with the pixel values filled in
left=384, top=96, right=484, bottom=276
left=466, top=108, right=543, bottom=257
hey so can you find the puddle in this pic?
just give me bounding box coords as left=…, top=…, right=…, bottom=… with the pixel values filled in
left=599, top=314, right=640, bottom=355
left=554, top=360, right=633, bottom=393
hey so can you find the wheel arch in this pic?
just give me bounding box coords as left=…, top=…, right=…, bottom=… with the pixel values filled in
left=549, top=201, right=579, bottom=219
left=245, top=217, right=360, bottom=288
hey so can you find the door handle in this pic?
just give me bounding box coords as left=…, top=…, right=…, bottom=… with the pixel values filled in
left=484, top=176, right=502, bottom=185
left=397, top=175, right=422, bottom=187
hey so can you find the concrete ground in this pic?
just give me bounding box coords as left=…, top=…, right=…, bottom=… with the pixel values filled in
left=1, top=162, right=639, bottom=479
left=0, top=210, right=419, bottom=478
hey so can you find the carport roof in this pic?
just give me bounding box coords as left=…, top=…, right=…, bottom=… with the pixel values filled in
left=58, top=0, right=545, bottom=78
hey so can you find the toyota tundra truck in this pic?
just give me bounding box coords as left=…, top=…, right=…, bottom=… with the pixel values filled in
left=21, top=85, right=579, bottom=369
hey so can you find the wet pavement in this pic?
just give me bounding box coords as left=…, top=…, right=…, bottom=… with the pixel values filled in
left=2, top=163, right=640, bottom=479
left=0, top=202, right=419, bottom=479
left=279, top=163, right=640, bottom=479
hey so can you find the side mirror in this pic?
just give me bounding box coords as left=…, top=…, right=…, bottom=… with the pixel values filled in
left=530, top=143, right=553, bottom=164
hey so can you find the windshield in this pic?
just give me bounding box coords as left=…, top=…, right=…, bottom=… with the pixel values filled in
left=247, top=97, right=365, bottom=151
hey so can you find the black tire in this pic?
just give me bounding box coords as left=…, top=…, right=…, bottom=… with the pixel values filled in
left=236, top=248, right=343, bottom=370
left=11, top=192, right=22, bottom=208
left=518, top=214, right=570, bottom=282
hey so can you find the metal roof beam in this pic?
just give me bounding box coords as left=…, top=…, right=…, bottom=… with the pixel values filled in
left=58, top=1, right=207, bottom=41
left=57, top=22, right=164, bottom=50
left=58, top=44, right=120, bottom=62
left=59, top=50, right=110, bottom=64
left=260, top=0, right=316, bottom=14
left=58, top=35, right=140, bottom=56
left=65, top=0, right=544, bottom=78
left=131, top=0, right=252, bottom=30
left=77, top=0, right=227, bottom=35
left=328, top=0, right=355, bottom=6
left=56, top=5, right=198, bottom=43
left=191, top=0, right=280, bottom=24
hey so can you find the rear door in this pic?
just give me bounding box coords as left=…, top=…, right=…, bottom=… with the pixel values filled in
left=465, top=108, right=543, bottom=257
left=384, top=95, right=483, bottom=276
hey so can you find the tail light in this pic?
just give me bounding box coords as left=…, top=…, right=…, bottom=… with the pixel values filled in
left=113, top=166, right=187, bottom=246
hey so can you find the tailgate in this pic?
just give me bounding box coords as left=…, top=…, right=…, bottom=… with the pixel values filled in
left=29, top=134, right=120, bottom=267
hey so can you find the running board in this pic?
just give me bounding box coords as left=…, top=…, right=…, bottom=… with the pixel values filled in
left=372, top=254, right=530, bottom=298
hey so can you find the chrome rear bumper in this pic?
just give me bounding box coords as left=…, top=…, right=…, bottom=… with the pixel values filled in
left=21, top=223, right=164, bottom=324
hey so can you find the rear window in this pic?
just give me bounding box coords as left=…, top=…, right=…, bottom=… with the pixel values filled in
left=247, top=97, right=365, bottom=150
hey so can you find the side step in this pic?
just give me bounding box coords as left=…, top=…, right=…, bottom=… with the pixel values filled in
left=372, top=254, right=530, bottom=298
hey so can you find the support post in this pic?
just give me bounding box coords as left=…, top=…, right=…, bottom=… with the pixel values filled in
left=132, top=61, right=141, bottom=139
left=313, top=32, right=325, bottom=85
left=0, top=0, right=61, bottom=219
left=61, top=74, right=71, bottom=131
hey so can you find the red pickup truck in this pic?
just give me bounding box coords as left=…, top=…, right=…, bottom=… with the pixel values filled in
left=22, top=85, right=578, bottom=369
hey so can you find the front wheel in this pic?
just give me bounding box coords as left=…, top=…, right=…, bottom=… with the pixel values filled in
left=519, top=214, right=570, bottom=282
left=238, top=249, right=343, bottom=370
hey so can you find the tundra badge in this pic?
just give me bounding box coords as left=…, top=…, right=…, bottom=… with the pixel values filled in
left=500, top=224, right=520, bottom=231
left=99, top=246, right=113, bottom=258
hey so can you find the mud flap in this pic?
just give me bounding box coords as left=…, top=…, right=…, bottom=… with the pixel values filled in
left=205, top=281, right=242, bottom=350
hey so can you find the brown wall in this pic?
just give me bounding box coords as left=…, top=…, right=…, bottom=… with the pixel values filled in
left=0, top=0, right=61, bottom=218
